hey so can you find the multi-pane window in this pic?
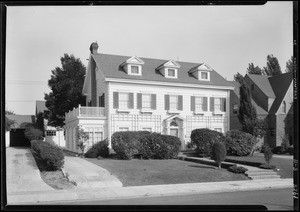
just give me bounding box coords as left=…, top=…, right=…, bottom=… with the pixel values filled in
left=168, top=69, right=176, bottom=77
left=201, top=72, right=208, bottom=79
left=142, top=94, right=151, bottom=109
left=119, top=127, right=129, bottom=131
left=214, top=128, right=222, bottom=133
left=233, top=104, right=238, bottom=114
left=119, top=93, right=129, bottom=109
left=214, top=98, right=221, bottom=111
left=46, top=130, right=56, bottom=136
left=94, top=132, right=103, bottom=143
left=195, top=97, right=204, bottom=111
left=130, top=65, right=139, bottom=74
left=169, top=95, right=179, bottom=110
left=282, top=101, right=286, bottom=113
left=142, top=127, right=152, bottom=132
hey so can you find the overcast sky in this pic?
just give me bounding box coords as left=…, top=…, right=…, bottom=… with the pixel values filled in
left=5, top=2, right=293, bottom=115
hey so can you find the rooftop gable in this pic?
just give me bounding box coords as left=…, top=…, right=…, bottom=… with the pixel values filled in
left=246, top=74, right=276, bottom=98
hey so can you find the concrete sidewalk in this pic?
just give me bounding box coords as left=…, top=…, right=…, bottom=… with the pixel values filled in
left=5, top=147, right=293, bottom=205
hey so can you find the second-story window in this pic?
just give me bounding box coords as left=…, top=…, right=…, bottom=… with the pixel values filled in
left=142, top=94, right=151, bottom=109
left=282, top=101, right=286, bottom=113
left=214, top=98, right=221, bottom=111
left=170, top=95, right=178, bottom=110
left=233, top=104, right=238, bottom=114
left=168, top=69, right=176, bottom=77
left=119, top=93, right=129, bottom=109
left=201, top=72, right=208, bottom=79
left=195, top=97, right=204, bottom=111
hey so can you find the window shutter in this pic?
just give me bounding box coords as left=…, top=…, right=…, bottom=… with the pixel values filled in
left=178, top=95, right=183, bottom=110
left=210, top=97, right=214, bottom=112
left=165, top=95, right=170, bottom=110
left=102, top=94, right=105, bottom=107
left=99, top=96, right=101, bottom=107
left=113, top=92, right=119, bottom=109
left=191, top=96, right=195, bottom=111
left=137, top=93, right=142, bottom=109
left=151, top=94, right=156, bottom=110
left=203, top=97, right=208, bottom=111
left=222, top=98, right=226, bottom=112
left=128, top=93, right=134, bottom=109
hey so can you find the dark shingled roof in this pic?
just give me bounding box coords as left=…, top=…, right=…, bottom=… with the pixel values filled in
left=91, top=53, right=233, bottom=87
left=268, top=72, right=293, bottom=114
left=35, top=100, right=47, bottom=115
left=6, top=115, right=35, bottom=129
left=246, top=74, right=275, bottom=98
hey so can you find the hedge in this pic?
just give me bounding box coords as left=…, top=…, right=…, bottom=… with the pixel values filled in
left=84, top=139, right=110, bottom=158
left=30, top=140, right=64, bottom=171
left=272, top=146, right=287, bottom=154
left=224, top=130, right=257, bottom=156
left=111, top=131, right=181, bottom=160
left=228, top=165, right=248, bottom=174
left=190, top=128, right=225, bottom=157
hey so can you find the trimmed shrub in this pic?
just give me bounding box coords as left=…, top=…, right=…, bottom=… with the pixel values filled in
left=228, top=165, right=248, bottom=174
left=224, top=130, right=257, bottom=156
left=259, top=164, right=276, bottom=169
left=30, top=140, right=64, bottom=171
left=84, top=139, right=109, bottom=158
left=111, top=131, right=181, bottom=160
left=190, top=128, right=225, bottom=157
left=211, top=141, right=227, bottom=168
left=263, top=144, right=273, bottom=165
left=272, top=146, right=287, bottom=154
left=111, top=131, right=151, bottom=159
left=287, top=146, right=293, bottom=155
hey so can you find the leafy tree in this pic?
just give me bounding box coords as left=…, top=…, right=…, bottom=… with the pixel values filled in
left=5, top=110, right=15, bottom=115
left=44, top=54, right=86, bottom=127
left=286, top=56, right=296, bottom=73
left=247, top=63, right=264, bottom=75
left=5, top=117, right=16, bottom=131
left=211, top=141, right=226, bottom=169
left=234, top=72, right=244, bottom=84
left=263, top=54, right=282, bottom=76
left=35, top=112, right=45, bottom=136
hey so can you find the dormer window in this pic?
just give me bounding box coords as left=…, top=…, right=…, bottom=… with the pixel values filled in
left=189, top=63, right=213, bottom=81
left=156, top=60, right=180, bottom=79
left=129, top=65, right=141, bottom=75
left=120, top=56, right=144, bottom=76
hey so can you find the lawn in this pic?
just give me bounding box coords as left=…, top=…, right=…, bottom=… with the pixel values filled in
left=84, top=157, right=250, bottom=187
left=226, top=153, right=293, bottom=178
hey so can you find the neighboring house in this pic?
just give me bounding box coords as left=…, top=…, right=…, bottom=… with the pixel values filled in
left=64, top=42, right=234, bottom=153
left=229, top=72, right=293, bottom=148
left=5, top=114, right=36, bottom=147
left=35, top=100, right=65, bottom=147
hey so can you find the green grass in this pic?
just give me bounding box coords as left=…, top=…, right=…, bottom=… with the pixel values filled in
left=226, top=153, right=293, bottom=178
left=84, top=158, right=250, bottom=187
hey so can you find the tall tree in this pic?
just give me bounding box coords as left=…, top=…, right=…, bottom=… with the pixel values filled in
left=286, top=56, right=296, bottom=73
left=263, top=54, right=282, bottom=76
left=238, top=79, right=265, bottom=137
left=247, top=63, right=264, bottom=75
left=44, top=54, right=86, bottom=127
left=234, top=72, right=244, bottom=84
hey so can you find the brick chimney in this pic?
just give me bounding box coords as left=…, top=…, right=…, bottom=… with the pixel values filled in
left=90, top=42, right=99, bottom=54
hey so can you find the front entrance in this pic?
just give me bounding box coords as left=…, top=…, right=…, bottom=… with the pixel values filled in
left=170, top=128, right=179, bottom=137
left=164, top=115, right=186, bottom=150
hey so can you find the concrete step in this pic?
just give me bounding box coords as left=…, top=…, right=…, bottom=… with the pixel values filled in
left=250, top=175, right=281, bottom=180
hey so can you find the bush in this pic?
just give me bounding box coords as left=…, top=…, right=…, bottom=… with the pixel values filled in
left=30, top=140, right=64, bottom=171
left=111, top=131, right=181, bottom=160
left=228, top=165, right=248, bottom=174
left=25, top=126, right=44, bottom=141
left=287, top=146, right=293, bottom=155
left=111, top=131, right=151, bottom=159
left=211, top=141, right=226, bottom=168
left=224, top=130, right=257, bottom=156
left=190, top=128, right=225, bottom=157
left=263, top=144, right=273, bottom=165
left=272, top=146, right=287, bottom=154
left=259, top=164, right=276, bottom=169
left=84, top=139, right=109, bottom=158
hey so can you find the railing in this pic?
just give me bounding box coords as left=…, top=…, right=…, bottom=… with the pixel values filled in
left=65, top=105, right=105, bottom=120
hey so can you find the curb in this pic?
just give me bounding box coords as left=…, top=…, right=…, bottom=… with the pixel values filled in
left=7, top=178, right=293, bottom=204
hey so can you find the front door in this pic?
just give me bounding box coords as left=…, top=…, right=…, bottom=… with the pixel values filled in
left=170, top=128, right=179, bottom=137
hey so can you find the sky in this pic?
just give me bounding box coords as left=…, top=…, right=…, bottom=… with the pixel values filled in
left=5, top=2, right=294, bottom=115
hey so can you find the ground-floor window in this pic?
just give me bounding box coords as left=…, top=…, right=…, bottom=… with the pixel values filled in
left=142, top=127, right=152, bottom=132
left=46, top=130, right=56, bottom=136
left=214, top=128, right=222, bottom=133
left=118, top=127, right=129, bottom=132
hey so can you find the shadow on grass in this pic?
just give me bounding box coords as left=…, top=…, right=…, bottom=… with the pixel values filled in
left=189, top=164, right=217, bottom=169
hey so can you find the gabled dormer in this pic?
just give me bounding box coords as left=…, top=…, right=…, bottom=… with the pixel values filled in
left=189, top=63, right=213, bottom=81
left=156, top=60, right=181, bottom=79
left=120, top=56, right=145, bottom=76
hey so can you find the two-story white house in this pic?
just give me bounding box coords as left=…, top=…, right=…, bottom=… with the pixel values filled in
left=64, top=42, right=234, bottom=153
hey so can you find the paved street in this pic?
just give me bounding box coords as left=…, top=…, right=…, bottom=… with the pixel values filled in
left=47, top=188, right=294, bottom=211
